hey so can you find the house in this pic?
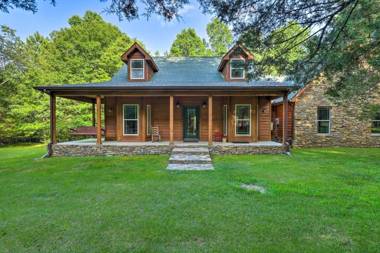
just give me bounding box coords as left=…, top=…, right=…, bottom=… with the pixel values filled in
left=35, top=43, right=297, bottom=156
left=272, top=76, right=380, bottom=147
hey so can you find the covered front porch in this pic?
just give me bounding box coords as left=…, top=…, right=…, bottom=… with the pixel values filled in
left=43, top=88, right=290, bottom=156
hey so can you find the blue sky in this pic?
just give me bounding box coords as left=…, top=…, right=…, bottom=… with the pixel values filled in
left=0, top=0, right=213, bottom=54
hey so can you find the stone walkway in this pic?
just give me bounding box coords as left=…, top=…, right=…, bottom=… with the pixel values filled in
left=167, top=143, right=214, bottom=170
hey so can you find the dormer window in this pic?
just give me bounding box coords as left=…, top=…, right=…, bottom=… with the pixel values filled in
left=130, top=59, right=145, bottom=80
left=230, top=59, right=245, bottom=79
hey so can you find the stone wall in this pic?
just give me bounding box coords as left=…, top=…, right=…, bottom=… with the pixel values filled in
left=210, top=144, right=286, bottom=155
left=52, top=144, right=172, bottom=156
left=51, top=143, right=286, bottom=156
left=293, top=77, right=380, bottom=147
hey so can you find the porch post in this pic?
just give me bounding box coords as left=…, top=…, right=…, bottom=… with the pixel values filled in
left=50, top=93, right=57, bottom=145
left=208, top=95, right=213, bottom=146
left=283, top=91, right=289, bottom=144
left=92, top=102, right=96, bottom=127
left=96, top=95, right=102, bottom=145
left=169, top=95, right=174, bottom=144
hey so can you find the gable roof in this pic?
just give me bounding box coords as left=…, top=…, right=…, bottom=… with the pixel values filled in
left=35, top=57, right=297, bottom=91
left=218, top=44, right=254, bottom=72
left=120, top=42, right=159, bottom=72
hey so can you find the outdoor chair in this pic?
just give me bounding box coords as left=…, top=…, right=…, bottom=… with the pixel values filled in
left=151, top=126, right=161, bottom=142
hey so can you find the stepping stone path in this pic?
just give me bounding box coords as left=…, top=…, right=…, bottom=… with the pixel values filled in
left=167, top=143, right=214, bottom=170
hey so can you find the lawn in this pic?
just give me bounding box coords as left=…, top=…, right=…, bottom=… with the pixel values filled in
left=0, top=145, right=379, bottom=253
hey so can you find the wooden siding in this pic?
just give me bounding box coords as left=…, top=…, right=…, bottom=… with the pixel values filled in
left=271, top=102, right=294, bottom=142
left=104, top=96, right=272, bottom=142
left=258, top=97, right=272, bottom=141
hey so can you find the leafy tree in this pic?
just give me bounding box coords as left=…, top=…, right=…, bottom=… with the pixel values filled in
left=169, top=28, right=209, bottom=57
left=239, top=22, right=309, bottom=77
left=206, top=18, right=233, bottom=56
left=0, top=11, right=134, bottom=142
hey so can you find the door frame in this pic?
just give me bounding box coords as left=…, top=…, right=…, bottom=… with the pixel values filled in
left=183, top=106, right=200, bottom=142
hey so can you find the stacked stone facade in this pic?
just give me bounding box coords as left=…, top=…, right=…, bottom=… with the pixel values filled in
left=293, top=77, right=380, bottom=147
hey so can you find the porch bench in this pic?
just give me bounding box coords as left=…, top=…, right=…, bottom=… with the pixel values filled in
left=70, top=126, right=105, bottom=136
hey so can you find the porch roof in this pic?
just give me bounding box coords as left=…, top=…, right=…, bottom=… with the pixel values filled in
left=35, top=57, right=298, bottom=93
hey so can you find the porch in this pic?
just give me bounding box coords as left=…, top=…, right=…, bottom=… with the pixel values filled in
left=52, top=138, right=286, bottom=156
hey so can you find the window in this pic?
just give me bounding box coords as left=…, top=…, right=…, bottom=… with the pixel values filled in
left=130, top=59, right=144, bottom=79
left=123, top=104, right=139, bottom=135
left=223, top=105, right=228, bottom=136
left=317, top=107, right=330, bottom=134
left=146, top=104, right=152, bottom=135
left=235, top=104, right=251, bottom=136
left=230, top=59, right=245, bottom=79
left=371, top=110, right=380, bottom=134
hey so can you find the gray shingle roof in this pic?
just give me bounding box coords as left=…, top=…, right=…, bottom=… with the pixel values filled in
left=36, top=57, right=298, bottom=90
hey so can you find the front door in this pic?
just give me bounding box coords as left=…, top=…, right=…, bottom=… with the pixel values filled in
left=183, top=106, right=200, bottom=142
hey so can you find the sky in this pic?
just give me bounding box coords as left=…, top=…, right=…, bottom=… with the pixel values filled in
left=0, top=0, right=213, bottom=54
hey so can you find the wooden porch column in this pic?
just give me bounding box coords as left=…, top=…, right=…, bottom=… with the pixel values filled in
left=96, top=95, right=102, bottom=145
left=92, top=102, right=96, bottom=127
left=208, top=95, right=213, bottom=146
left=50, top=93, right=57, bottom=144
left=169, top=95, right=174, bottom=144
left=283, top=92, right=289, bottom=144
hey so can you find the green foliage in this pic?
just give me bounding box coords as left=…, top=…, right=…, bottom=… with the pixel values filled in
left=319, top=0, right=380, bottom=99
left=0, top=11, right=133, bottom=143
left=239, top=22, right=308, bottom=77
left=206, top=18, right=233, bottom=56
left=169, top=28, right=210, bottom=57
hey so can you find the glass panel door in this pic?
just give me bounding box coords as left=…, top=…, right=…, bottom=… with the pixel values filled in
left=183, top=106, right=199, bottom=141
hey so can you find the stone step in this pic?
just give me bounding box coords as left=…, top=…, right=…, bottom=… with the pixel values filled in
left=167, top=163, right=214, bottom=171
left=174, top=143, right=209, bottom=148
left=169, top=154, right=212, bottom=164
left=171, top=147, right=210, bottom=155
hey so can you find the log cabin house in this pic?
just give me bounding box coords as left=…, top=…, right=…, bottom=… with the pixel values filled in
left=35, top=43, right=298, bottom=156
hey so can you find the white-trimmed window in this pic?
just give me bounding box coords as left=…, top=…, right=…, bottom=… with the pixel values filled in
left=371, top=110, right=380, bottom=135
left=230, top=59, right=245, bottom=79
left=123, top=104, right=139, bottom=135
left=146, top=104, right=152, bottom=135
left=235, top=104, right=251, bottom=136
left=223, top=105, right=228, bottom=136
left=317, top=107, right=330, bottom=134
left=130, top=59, right=144, bottom=79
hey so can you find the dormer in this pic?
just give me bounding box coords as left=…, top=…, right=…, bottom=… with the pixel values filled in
left=218, top=44, right=254, bottom=81
left=121, top=42, right=159, bottom=81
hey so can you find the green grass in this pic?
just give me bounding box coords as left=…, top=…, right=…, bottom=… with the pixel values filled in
left=0, top=145, right=379, bottom=253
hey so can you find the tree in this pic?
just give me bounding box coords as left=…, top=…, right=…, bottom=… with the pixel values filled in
left=169, top=28, right=209, bottom=57
left=206, top=18, right=233, bottom=56
left=239, top=22, right=309, bottom=77
left=0, top=12, right=135, bottom=142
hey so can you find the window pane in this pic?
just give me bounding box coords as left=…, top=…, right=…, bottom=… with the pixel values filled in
left=375, top=111, right=380, bottom=120
left=230, top=59, right=244, bottom=68
left=124, top=105, right=137, bottom=119
left=131, top=60, right=143, bottom=68
left=318, top=121, right=330, bottom=134
left=317, top=107, right=330, bottom=120
left=236, top=106, right=250, bottom=119
left=236, top=120, right=250, bottom=135
left=131, top=69, right=144, bottom=79
left=125, top=120, right=138, bottom=134
left=372, top=121, right=380, bottom=134
left=231, top=68, right=244, bottom=78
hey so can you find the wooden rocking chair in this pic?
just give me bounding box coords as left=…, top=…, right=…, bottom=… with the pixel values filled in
left=151, top=126, right=161, bottom=142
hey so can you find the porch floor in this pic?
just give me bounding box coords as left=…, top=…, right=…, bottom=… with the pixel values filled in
left=56, top=138, right=283, bottom=147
